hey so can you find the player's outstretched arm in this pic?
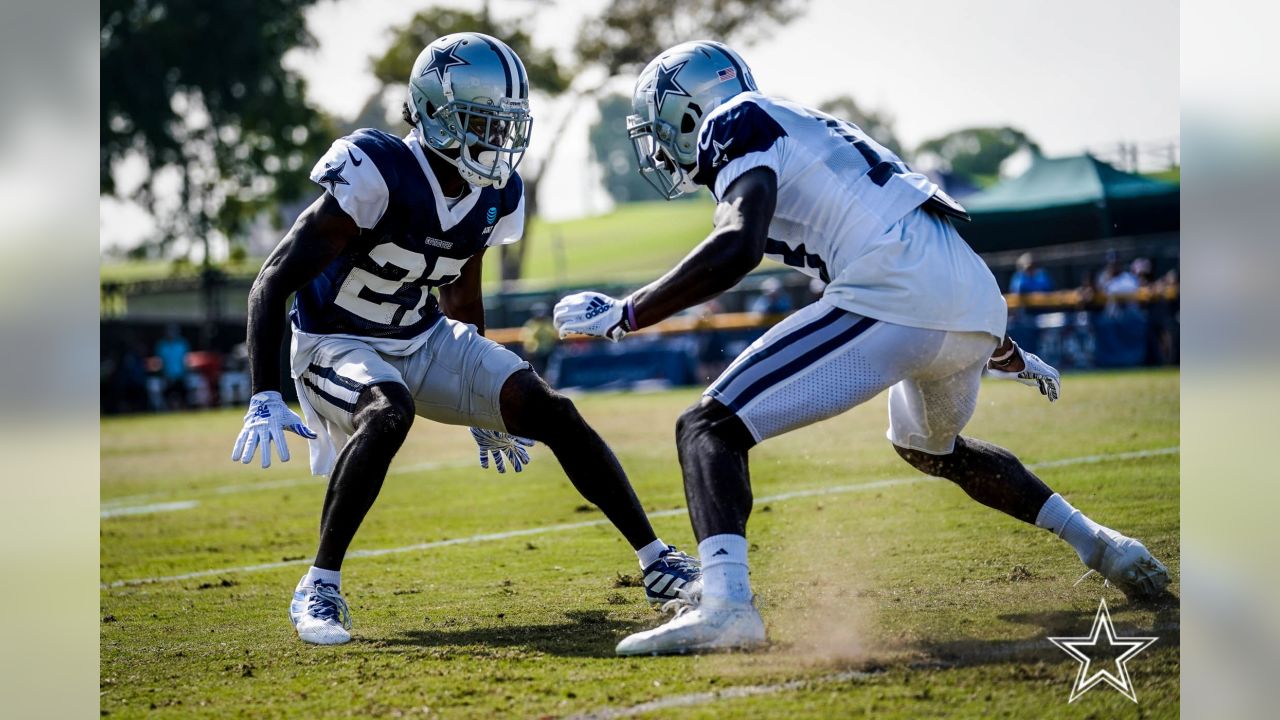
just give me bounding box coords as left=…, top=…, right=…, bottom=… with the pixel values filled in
left=554, top=168, right=777, bottom=341
left=438, top=247, right=488, bottom=335
left=233, top=193, right=358, bottom=468
left=247, top=192, right=357, bottom=395
left=630, top=167, right=777, bottom=326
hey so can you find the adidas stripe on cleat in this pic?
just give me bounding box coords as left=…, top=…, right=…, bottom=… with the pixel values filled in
left=642, top=546, right=702, bottom=603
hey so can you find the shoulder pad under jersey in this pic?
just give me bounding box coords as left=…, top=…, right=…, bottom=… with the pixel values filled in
left=309, top=129, right=408, bottom=230
left=693, top=97, right=788, bottom=189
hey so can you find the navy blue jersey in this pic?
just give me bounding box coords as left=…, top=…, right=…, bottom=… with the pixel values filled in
left=292, top=128, right=525, bottom=339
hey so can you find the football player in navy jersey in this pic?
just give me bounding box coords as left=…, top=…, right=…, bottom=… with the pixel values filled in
left=230, top=33, right=700, bottom=645
left=555, top=41, right=1169, bottom=655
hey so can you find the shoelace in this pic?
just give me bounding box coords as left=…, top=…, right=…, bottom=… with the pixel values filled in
left=660, top=549, right=700, bottom=576
left=309, top=582, right=352, bottom=629
left=660, top=593, right=700, bottom=619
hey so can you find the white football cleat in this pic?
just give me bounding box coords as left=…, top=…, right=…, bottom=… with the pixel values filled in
left=1088, top=534, right=1170, bottom=601
left=616, top=597, right=766, bottom=656
left=289, top=577, right=353, bottom=645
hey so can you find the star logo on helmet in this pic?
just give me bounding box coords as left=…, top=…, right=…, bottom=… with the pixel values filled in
left=653, top=60, right=691, bottom=114
left=421, top=39, right=470, bottom=85
left=318, top=160, right=349, bottom=193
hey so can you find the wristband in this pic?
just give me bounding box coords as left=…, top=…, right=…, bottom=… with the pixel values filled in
left=990, top=341, right=1018, bottom=365
left=624, top=297, right=639, bottom=332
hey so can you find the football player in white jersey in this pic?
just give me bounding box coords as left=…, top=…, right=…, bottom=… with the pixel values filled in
left=231, top=34, right=699, bottom=646
left=554, top=41, right=1170, bottom=655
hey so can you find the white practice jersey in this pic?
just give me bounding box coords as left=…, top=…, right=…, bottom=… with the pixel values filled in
left=693, top=93, right=1007, bottom=339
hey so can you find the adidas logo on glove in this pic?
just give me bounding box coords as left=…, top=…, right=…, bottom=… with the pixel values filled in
left=584, top=297, right=614, bottom=319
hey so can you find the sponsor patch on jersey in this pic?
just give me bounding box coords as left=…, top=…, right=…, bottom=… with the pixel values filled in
left=717, top=67, right=737, bottom=82
left=486, top=206, right=498, bottom=223
left=423, top=236, right=454, bottom=250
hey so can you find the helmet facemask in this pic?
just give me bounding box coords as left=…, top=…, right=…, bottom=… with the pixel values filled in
left=419, top=92, right=531, bottom=189
left=627, top=90, right=699, bottom=200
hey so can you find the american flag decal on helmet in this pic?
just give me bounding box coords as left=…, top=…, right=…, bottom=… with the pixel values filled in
left=717, top=67, right=737, bottom=81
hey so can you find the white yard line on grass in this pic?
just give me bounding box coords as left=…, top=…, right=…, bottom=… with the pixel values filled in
left=568, top=670, right=878, bottom=720
left=102, top=446, right=1178, bottom=589
left=100, top=500, right=200, bottom=519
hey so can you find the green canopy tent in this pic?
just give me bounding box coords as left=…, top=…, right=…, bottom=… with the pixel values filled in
left=956, top=154, right=1179, bottom=253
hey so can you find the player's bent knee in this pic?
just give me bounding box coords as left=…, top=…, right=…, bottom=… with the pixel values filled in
left=676, top=398, right=755, bottom=452
left=892, top=440, right=959, bottom=477
left=501, top=370, right=583, bottom=441
left=536, top=392, right=583, bottom=435
left=355, top=383, right=415, bottom=440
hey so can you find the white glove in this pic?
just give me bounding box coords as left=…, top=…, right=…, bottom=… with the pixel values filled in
left=554, top=291, right=632, bottom=342
left=987, top=342, right=1061, bottom=402
left=470, top=427, right=535, bottom=473
left=231, top=391, right=317, bottom=468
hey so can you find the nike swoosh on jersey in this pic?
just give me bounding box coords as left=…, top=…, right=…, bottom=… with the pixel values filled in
left=348, top=149, right=363, bottom=166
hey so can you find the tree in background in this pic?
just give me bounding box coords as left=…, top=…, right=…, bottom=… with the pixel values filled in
left=575, top=0, right=804, bottom=78
left=101, top=0, right=331, bottom=263
left=589, top=93, right=668, bottom=205
left=817, top=95, right=904, bottom=158
left=916, top=126, right=1040, bottom=187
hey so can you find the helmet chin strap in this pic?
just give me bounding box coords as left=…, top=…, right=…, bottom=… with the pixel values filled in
left=458, top=147, right=511, bottom=189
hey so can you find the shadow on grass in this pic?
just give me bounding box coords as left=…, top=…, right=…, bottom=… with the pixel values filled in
left=909, top=594, right=1180, bottom=669
left=370, top=609, right=651, bottom=658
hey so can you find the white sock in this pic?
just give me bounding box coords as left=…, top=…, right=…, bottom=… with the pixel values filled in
left=698, top=534, right=752, bottom=605
left=1035, top=494, right=1118, bottom=567
left=636, top=538, right=669, bottom=569
left=303, top=565, right=341, bottom=589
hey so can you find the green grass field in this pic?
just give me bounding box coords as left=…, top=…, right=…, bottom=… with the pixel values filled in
left=101, top=369, right=1179, bottom=718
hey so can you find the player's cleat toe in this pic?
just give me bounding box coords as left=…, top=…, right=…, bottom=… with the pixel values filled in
left=289, top=577, right=353, bottom=645
left=641, top=546, right=702, bottom=603
left=615, top=598, right=766, bottom=656
left=1092, top=534, right=1170, bottom=601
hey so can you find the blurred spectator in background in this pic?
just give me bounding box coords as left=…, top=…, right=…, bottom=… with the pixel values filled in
left=749, top=277, right=792, bottom=315
left=520, top=302, right=559, bottom=378
left=1097, top=249, right=1140, bottom=296
left=115, top=341, right=149, bottom=413
left=1009, top=252, right=1053, bottom=294
left=1132, top=257, right=1155, bottom=288
left=220, top=343, right=251, bottom=407
left=155, top=324, right=190, bottom=409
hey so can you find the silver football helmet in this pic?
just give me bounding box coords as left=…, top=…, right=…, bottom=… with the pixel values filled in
left=628, top=40, right=758, bottom=199
left=407, top=32, right=532, bottom=188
